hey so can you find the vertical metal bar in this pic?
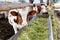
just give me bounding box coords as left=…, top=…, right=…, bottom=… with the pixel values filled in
left=40, top=0, right=43, bottom=3
left=29, top=0, right=34, bottom=4
left=49, top=0, right=54, bottom=5
left=5, top=0, right=6, bottom=4
left=48, top=15, right=54, bottom=40
left=47, top=0, right=49, bottom=5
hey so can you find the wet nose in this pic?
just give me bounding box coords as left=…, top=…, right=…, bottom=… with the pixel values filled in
left=22, top=22, right=28, bottom=27
left=22, top=24, right=28, bottom=26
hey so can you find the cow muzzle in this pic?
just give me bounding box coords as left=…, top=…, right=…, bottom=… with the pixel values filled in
left=22, top=22, right=28, bottom=27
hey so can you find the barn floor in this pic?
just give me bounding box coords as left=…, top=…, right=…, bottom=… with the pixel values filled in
left=0, top=18, right=14, bottom=40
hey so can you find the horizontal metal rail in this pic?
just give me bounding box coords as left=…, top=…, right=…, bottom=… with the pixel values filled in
left=0, top=3, right=41, bottom=11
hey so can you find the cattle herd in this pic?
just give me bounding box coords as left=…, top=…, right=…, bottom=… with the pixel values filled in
left=0, top=3, right=50, bottom=40
left=8, top=4, right=48, bottom=34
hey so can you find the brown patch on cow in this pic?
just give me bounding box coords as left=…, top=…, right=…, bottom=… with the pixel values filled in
left=14, top=12, right=23, bottom=24
left=27, top=10, right=37, bottom=22
left=29, top=10, right=37, bottom=15
left=37, top=5, right=41, bottom=13
left=10, top=11, right=18, bottom=16
left=33, top=4, right=41, bottom=14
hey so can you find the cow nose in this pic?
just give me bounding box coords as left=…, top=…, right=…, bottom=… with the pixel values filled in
left=22, top=22, right=28, bottom=27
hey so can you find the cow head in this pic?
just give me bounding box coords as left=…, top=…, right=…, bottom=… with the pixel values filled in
left=41, top=4, right=48, bottom=13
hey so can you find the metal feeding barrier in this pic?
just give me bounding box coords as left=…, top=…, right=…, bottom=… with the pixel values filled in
left=47, top=5, right=54, bottom=40
left=48, top=15, right=54, bottom=40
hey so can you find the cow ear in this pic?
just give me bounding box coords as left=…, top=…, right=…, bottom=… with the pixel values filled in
left=10, top=11, right=18, bottom=16
left=27, top=10, right=36, bottom=22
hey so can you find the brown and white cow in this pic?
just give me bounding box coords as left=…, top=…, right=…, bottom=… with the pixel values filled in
left=33, top=4, right=48, bottom=14
left=8, top=6, right=37, bottom=34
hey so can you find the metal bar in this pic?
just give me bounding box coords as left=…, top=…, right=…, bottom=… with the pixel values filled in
left=48, top=15, right=54, bottom=40
left=0, top=3, right=37, bottom=11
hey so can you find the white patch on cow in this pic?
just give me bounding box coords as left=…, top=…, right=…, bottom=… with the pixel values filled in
left=33, top=6, right=38, bottom=12
left=41, top=5, right=47, bottom=13
left=18, top=7, right=29, bottom=27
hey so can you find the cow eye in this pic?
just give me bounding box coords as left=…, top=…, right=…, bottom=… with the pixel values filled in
left=10, top=11, right=18, bottom=16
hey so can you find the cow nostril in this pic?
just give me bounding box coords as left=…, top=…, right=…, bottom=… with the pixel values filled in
left=22, top=23, right=28, bottom=26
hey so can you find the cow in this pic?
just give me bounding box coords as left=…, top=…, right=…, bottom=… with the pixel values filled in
left=33, top=4, right=48, bottom=15
left=8, top=6, right=37, bottom=34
